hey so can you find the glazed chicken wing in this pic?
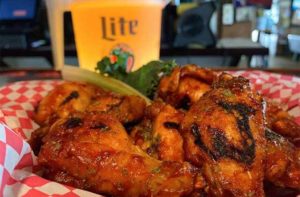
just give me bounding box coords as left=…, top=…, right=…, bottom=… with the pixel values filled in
left=131, top=100, right=185, bottom=162
left=181, top=73, right=266, bottom=196
left=265, top=128, right=300, bottom=189
left=34, top=81, right=146, bottom=126
left=31, top=82, right=103, bottom=153
left=30, top=82, right=146, bottom=154
left=38, top=113, right=204, bottom=196
left=158, top=66, right=300, bottom=145
left=266, top=101, right=300, bottom=143
left=157, top=65, right=216, bottom=109
left=87, top=94, right=146, bottom=125
left=33, top=82, right=103, bottom=126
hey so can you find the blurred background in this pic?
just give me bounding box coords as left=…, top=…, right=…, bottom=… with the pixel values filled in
left=0, top=0, right=299, bottom=71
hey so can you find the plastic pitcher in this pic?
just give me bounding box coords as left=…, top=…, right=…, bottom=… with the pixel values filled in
left=71, top=0, right=166, bottom=72
left=45, top=0, right=75, bottom=70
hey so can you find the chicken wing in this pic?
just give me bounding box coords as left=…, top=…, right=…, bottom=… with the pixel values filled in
left=31, top=82, right=146, bottom=154
left=131, top=100, right=185, bottom=162
left=38, top=113, right=204, bottom=196
left=158, top=66, right=300, bottom=145
left=34, top=81, right=146, bottom=126
left=157, top=65, right=216, bottom=109
left=33, top=81, right=103, bottom=126
left=31, top=82, right=102, bottom=154
left=265, top=128, right=300, bottom=189
left=181, top=73, right=266, bottom=196
left=87, top=94, right=146, bottom=125
left=266, top=101, right=300, bottom=143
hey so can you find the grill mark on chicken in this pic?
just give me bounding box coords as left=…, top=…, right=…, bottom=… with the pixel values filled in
left=163, top=122, right=180, bottom=130
left=191, top=123, right=216, bottom=160
left=90, top=123, right=110, bottom=131
left=210, top=128, right=254, bottom=164
left=60, top=91, right=79, bottom=106
left=180, top=95, right=191, bottom=110
left=65, top=117, right=82, bottom=129
left=191, top=102, right=256, bottom=164
left=217, top=102, right=256, bottom=164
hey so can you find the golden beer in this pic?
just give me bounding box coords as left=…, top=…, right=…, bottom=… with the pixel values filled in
left=71, top=0, right=163, bottom=71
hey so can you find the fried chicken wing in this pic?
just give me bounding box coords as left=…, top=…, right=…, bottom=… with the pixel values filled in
left=158, top=66, right=300, bottom=144
left=181, top=73, right=266, bottom=196
left=33, top=82, right=103, bottom=126
left=87, top=94, right=146, bottom=125
left=157, top=65, right=216, bottom=109
left=31, top=82, right=146, bottom=154
left=131, top=101, right=185, bottom=162
left=38, top=113, right=204, bottom=196
left=265, top=128, right=300, bottom=189
left=31, top=82, right=102, bottom=154
left=34, top=81, right=146, bottom=126
left=266, top=101, right=300, bottom=143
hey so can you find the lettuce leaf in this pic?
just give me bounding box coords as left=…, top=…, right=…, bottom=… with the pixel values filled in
left=96, top=58, right=176, bottom=98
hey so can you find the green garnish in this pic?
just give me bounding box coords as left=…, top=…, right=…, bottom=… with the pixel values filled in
left=52, top=142, right=61, bottom=151
left=151, top=167, right=161, bottom=174
left=223, top=89, right=234, bottom=98
left=62, top=66, right=151, bottom=105
left=140, top=129, right=152, bottom=141
left=96, top=58, right=177, bottom=98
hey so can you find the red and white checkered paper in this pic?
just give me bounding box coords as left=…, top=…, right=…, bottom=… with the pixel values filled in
left=0, top=71, right=300, bottom=196
left=0, top=80, right=100, bottom=197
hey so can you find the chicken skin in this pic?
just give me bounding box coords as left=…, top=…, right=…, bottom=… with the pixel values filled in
left=265, top=128, right=300, bottom=189
left=266, top=101, right=300, bottom=143
left=33, top=82, right=103, bottom=126
left=157, top=65, right=216, bottom=109
left=30, top=82, right=146, bottom=154
left=158, top=66, right=300, bottom=145
left=38, top=113, right=204, bottom=197
left=181, top=73, right=266, bottom=196
left=86, top=94, right=146, bottom=125
left=31, top=82, right=102, bottom=154
left=131, top=101, right=185, bottom=162
left=34, top=81, right=146, bottom=126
